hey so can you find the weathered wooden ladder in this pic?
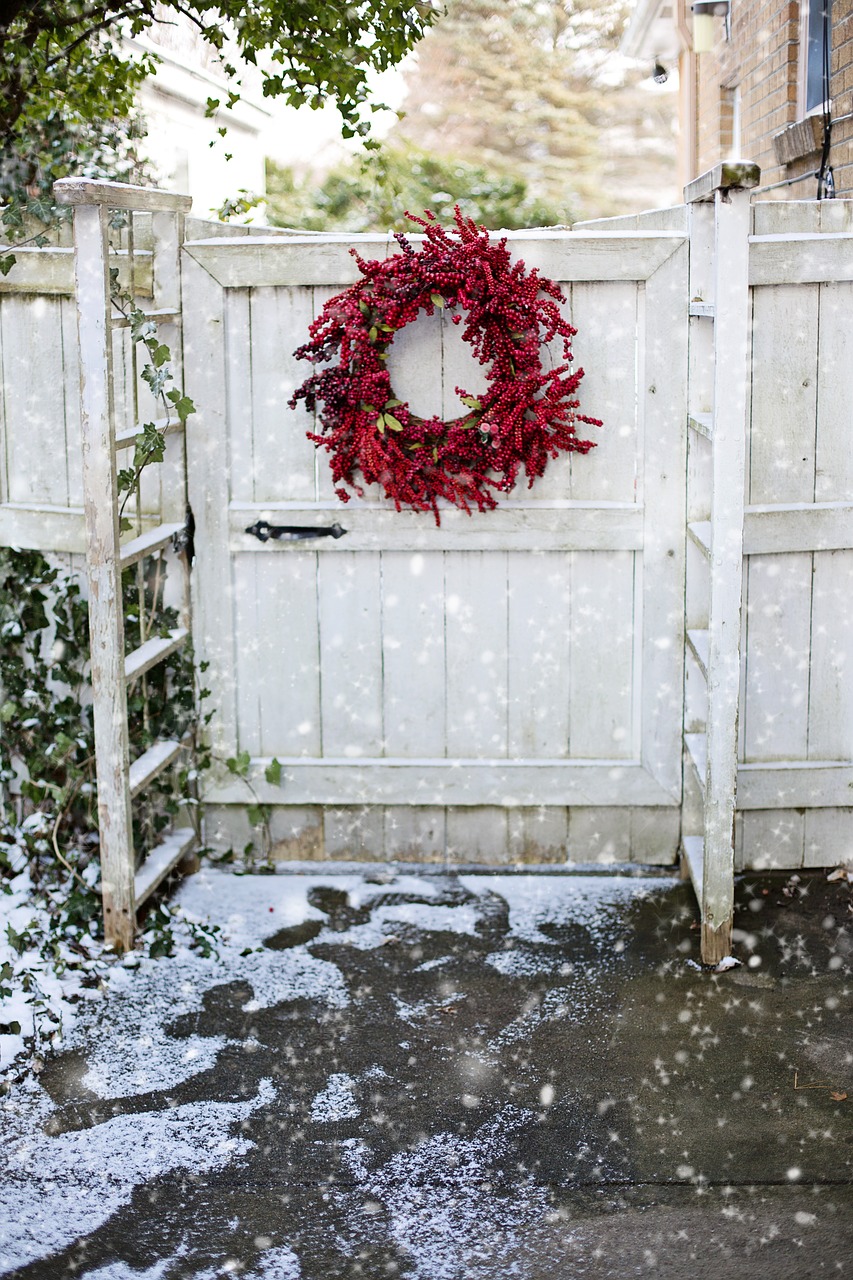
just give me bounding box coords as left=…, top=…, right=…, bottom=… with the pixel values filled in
left=681, top=162, right=760, bottom=965
left=55, top=178, right=196, bottom=952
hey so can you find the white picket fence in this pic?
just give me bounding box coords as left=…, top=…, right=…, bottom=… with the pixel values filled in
left=1, top=170, right=852, bottom=959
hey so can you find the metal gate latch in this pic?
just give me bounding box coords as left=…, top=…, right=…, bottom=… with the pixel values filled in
left=245, top=520, right=347, bottom=542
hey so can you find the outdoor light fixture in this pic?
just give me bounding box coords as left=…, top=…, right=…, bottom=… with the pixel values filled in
left=692, top=1, right=731, bottom=53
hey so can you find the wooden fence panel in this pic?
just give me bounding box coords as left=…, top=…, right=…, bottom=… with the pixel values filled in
left=185, top=230, right=688, bottom=863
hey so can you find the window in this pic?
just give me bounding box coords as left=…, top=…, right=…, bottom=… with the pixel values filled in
left=802, top=0, right=833, bottom=116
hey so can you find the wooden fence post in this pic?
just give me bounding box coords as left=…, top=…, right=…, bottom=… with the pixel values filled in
left=683, top=162, right=759, bottom=964
left=70, top=201, right=136, bottom=952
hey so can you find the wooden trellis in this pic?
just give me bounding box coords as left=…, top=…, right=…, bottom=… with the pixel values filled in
left=54, top=178, right=195, bottom=951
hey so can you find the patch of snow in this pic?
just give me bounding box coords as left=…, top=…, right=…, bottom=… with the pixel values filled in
left=462, top=874, right=666, bottom=946
left=485, top=949, right=561, bottom=978
left=243, top=1245, right=302, bottom=1279
left=327, top=901, right=481, bottom=950
left=340, top=1111, right=563, bottom=1280
left=0, top=1078, right=274, bottom=1275
left=311, top=1073, right=360, bottom=1123
left=79, top=1263, right=172, bottom=1280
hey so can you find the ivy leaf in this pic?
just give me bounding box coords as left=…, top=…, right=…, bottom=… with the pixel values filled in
left=165, top=391, right=195, bottom=423
left=384, top=413, right=403, bottom=432
left=150, top=343, right=170, bottom=369
left=430, top=293, right=445, bottom=309
left=226, top=750, right=251, bottom=777
left=0, top=255, right=15, bottom=277
left=247, top=804, right=267, bottom=827
left=264, top=757, right=282, bottom=787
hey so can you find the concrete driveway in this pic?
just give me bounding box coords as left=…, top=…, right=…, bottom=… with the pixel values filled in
left=1, top=865, right=851, bottom=1278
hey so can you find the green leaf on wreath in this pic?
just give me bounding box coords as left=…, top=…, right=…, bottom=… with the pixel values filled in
left=459, top=395, right=481, bottom=410
left=430, top=293, right=444, bottom=309
left=385, top=399, right=403, bottom=409
left=384, top=414, right=403, bottom=432
left=368, top=325, right=378, bottom=342
left=359, top=299, right=369, bottom=314
left=376, top=414, right=386, bottom=433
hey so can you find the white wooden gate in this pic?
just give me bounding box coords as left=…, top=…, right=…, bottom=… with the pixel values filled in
left=182, top=225, right=689, bottom=863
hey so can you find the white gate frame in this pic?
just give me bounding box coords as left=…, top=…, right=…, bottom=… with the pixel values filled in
left=55, top=166, right=850, bottom=964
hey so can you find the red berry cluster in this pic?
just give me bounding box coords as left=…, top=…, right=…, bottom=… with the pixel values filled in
left=289, top=207, right=601, bottom=523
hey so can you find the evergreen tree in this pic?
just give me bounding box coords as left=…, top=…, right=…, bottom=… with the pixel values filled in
left=392, top=0, right=676, bottom=221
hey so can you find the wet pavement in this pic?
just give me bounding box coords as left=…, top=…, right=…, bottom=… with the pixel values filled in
left=1, top=865, right=851, bottom=1278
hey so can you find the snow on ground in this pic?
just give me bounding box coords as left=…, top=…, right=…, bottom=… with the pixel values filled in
left=0, top=1075, right=274, bottom=1273
left=0, top=866, right=671, bottom=1277
left=461, top=873, right=659, bottom=947
left=338, top=1110, right=565, bottom=1280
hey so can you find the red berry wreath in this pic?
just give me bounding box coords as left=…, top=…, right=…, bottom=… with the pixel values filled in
left=290, top=208, right=601, bottom=523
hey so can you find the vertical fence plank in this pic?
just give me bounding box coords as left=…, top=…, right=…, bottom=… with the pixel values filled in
left=2, top=296, right=69, bottom=506
left=183, top=253, right=240, bottom=760
left=749, top=283, right=818, bottom=505
left=568, top=551, right=635, bottom=758
left=384, top=806, right=447, bottom=862
left=318, top=550, right=383, bottom=756
left=567, top=281, right=638, bottom=503
left=382, top=550, right=446, bottom=758
left=815, top=281, right=853, bottom=502
left=446, top=806, right=509, bottom=863
left=808, top=550, right=853, bottom=761
left=507, top=553, right=571, bottom=758
left=444, top=550, right=509, bottom=758
left=641, top=242, right=688, bottom=791
left=250, top=286, right=317, bottom=504
left=742, top=554, right=812, bottom=762
left=72, top=202, right=135, bottom=951
left=256, top=551, right=322, bottom=758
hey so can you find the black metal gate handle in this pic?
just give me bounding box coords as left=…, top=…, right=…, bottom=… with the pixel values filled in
left=245, top=519, right=347, bottom=543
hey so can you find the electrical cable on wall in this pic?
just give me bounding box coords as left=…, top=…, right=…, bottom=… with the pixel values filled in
left=817, top=0, right=834, bottom=198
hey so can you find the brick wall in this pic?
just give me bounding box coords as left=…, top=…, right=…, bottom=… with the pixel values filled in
left=691, top=0, right=853, bottom=197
